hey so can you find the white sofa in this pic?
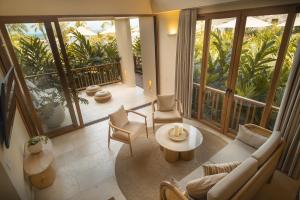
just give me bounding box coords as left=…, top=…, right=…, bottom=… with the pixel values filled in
left=160, top=124, right=284, bottom=200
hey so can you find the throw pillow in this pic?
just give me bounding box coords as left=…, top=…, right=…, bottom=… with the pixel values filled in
left=109, top=106, right=128, bottom=127
left=236, top=125, right=268, bottom=149
left=202, top=161, right=241, bottom=176
left=186, top=173, right=228, bottom=200
left=157, top=94, right=176, bottom=111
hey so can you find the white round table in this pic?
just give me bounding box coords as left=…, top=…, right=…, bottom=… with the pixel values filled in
left=155, top=123, right=203, bottom=162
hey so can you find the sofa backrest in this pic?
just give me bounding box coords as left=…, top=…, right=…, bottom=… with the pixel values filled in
left=231, top=139, right=284, bottom=200
left=251, top=131, right=281, bottom=166
left=207, top=157, right=258, bottom=200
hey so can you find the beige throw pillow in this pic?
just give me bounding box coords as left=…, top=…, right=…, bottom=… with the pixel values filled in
left=236, top=125, right=268, bottom=149
left=157, top=95, right=176, bottom=111
left=186, top=173, right=228, bottom=200
left=109, top=106, right=128, bottom=127
left=202, top=161, right=241, bottom=176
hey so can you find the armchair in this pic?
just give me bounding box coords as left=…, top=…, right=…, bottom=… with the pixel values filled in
left=152, top=94, right=183, bottom=133
left=108, top=106, right=148, bottom=156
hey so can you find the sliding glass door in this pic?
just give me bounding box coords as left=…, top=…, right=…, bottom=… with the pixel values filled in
left=192, top=5, right=300, bottom=136
left=1, top=21, right=79, bottom=136
left=228, top=13, right=288, bottom=133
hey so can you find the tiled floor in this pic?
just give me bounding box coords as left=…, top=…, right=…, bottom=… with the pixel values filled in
left=77, top=83, right=154, bottom=124
left=35, top=106, right=154, bottom=200
left=35, top=105, right=230, bottom=200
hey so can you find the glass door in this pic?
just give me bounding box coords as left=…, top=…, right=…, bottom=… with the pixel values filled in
left=199, top=17, right=238, bottom=131
left=2, top=21, right=78, bottom=136
left=227, top=13, right=289, bottom=134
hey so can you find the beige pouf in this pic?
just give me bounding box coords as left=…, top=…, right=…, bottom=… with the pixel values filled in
left=86, top=85, right=101, bottom=96
left=94, top=90, right=112, bottom=103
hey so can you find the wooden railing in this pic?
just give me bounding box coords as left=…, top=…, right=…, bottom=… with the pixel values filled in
left=71, top=63, right=122, bottom=90
left=192, top=83, right=280, bottom=132
left=24, top=62, right=122, bottom=90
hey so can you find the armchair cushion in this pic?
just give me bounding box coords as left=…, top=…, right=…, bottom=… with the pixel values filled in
left=154, top=110, right=182, bottom=123
left=112, top=121, right=145, bottom=141
left=157, top=94, right=176, bottom=111
left=236, top=125, right=268, bottom=149
left=186, top=173, right=228, bottom=200
left=109, top=106, right=129, bottom=128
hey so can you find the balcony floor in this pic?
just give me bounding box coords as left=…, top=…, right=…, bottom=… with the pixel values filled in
left=77, top=82, right=154, bottom=124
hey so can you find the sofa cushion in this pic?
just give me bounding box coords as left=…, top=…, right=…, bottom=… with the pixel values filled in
left=157, top=94, right=176, bottom=111
left=207, top=157, right=258, bottom=200
left=236, top=125, right=268, bottom=149
left=154, top=110, right=182, bottom=123
left=109, top=106, right=129, bottom=128
left=203, top=161, right=241, bottom=176
left=210, top=140, right=256, bottom=163
left=186, top=173, right=228, bottom=200
left=251, top=131, right=281, bottom=167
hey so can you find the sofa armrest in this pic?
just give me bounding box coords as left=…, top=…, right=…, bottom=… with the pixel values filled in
left=244, top=124, right=272, bottom=138
left=160, top=181, right=188, bottom=200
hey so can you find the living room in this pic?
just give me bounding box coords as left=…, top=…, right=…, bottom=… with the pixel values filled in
left=0, top=0, right=299, bottom=200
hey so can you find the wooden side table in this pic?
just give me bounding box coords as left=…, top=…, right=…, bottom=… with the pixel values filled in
left=23, top=139, right=56, bottom=189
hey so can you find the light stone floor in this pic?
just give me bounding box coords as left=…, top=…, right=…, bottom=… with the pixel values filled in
left=78, top=83, right=154, bottom=124
left=35, top=105, right=230, bottom=200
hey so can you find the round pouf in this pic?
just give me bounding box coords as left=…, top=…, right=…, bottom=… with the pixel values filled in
left=86, top=85, right=101, bottom=96
left=94, top=90, right=112, bottom=103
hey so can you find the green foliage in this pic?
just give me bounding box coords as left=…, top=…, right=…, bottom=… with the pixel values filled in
left=132, top=37, right=141, bottom=57
left=66, top=31, right=120, bottom=68
left=16, top=36, right=55, bottom=76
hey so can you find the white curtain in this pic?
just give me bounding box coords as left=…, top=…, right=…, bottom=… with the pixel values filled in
left=175, top=9, right=197, bottom=118
left=274, top=40, right=300, bottom=179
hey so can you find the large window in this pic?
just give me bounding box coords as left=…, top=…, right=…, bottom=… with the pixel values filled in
left=191, top=5, right=300, bottom=136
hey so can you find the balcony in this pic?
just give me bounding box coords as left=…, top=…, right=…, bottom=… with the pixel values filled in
left=192, top=83, right=280, bottom=133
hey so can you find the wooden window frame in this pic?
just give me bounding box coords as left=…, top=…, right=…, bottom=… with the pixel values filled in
left=194, top=3, right=300, bottom=137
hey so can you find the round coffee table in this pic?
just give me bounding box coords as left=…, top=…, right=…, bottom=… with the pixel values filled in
left=155, top=123, right=203, bottom=162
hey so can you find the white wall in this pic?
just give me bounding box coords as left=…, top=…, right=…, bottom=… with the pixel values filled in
left=0, top=69, right=31, bottom=200
left=0, top=0, right=152, bottom=16
left=157, top=11, right=179, bottom=94
left=115, top=19, right=136, bottom=87
left=139, top=17, right=157, bottom=96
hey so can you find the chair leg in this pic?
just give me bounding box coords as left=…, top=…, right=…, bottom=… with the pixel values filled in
left=153, top=120, right=155, bottom=134
left=129, top=141, right=133, bottom=157
left=108, top=126, right=111, bottom=149
left=145, top=119, right=149, bottom=138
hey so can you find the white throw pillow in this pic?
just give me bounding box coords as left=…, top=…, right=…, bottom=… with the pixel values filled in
left=157, top=95, right=176, bottom=111
left=109, top=106, right=128, bottom=128
left=186, top=173, right=228, bottom=200
left=236, top=125, right=268, bottom=149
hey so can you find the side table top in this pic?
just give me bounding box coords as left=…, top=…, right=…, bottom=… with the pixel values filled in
left=155, top=123, right=203, bottom=152
left=23, top=140, right=54, bottom=176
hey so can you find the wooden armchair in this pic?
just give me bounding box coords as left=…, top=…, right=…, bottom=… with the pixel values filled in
left=152, top=94, right=183, bottom=133
left=160, top=181, right=188, bottom=200
left=108, top=106, right=148, bottom=156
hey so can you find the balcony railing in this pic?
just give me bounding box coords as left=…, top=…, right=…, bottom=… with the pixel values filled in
left=192, top=83, right=280, bottom=132
left=71, top=63, right=122, bottom=90
left=24, top=62, right=122, bottom=90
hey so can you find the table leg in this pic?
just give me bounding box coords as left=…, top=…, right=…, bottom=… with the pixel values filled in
left=164, top=148, right=179, bottom=162
left=180, top=150, right=194, bottom=161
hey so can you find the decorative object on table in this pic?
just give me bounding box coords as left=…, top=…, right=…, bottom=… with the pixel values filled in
left=23, top=136, right=55, bottom=189
left=94, top=90, right=112, bottom=103
left=27, top=136, right=48, bottom=154
left=168, top=125, right=189, bottom=142
left=108, top=105, right=148, bottom=156
left=86, top=85, right=101, bottom=96
left=152, top=94, right=183, bottom=133
left=156, top=123, right=203, bottom=162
